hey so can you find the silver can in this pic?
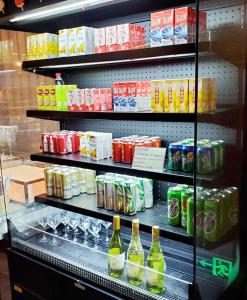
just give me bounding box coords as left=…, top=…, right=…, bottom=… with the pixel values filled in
left=96, top=175, right=105, bottom=208
left=143, top=178, right=153, bottom=208
left=104, top=179, right=114, bottom=210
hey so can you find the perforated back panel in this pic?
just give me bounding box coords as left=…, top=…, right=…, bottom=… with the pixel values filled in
left=65, top=4, right=242, bottom=205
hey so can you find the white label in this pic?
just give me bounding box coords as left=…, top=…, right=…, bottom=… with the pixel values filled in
left=132, top=147, right=166, bottom=173
left=146, top=267, right=159, bottom=286
left=127, top=262, right=142, bottom=278
left=109, top=252, right=125, bottom=271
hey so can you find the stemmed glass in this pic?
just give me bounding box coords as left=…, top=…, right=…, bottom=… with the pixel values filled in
left=88, top=219, right=102, bottom=250
left=38, top=216, right=48, bottom=243
left=101, top=220, right=112, bottom=245
left=60, top=212, right=70, bottom=239
left=48, top=214, right=60, bottom=246
left=69, top=217, right=79, bottom=243
left=78, top=216, right=91, bottom=245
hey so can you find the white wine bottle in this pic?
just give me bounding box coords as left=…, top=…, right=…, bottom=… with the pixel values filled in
left=146, top=226, right=165, bottom=294
left=127, top=219, right=144, bottom=286
left=108, top=215, right=125, bottom=278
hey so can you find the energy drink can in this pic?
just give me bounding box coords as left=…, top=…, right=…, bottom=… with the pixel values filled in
left=168, top=143, right=182, bottom=170
left=104, top=179, right=114, bottom=210
left=182, top=144, right=194, bottom=172
left=204, top=196, right=221, bottom=242
left=44, top=167, right=54, bottom=196
left=197, top=144, right=213, bottom=174
left=62, top=170, right=73, bottom=199
left=113, top=178, right=124, bottom=212
left=167, top=187, right=181, bottom=225
left=181, top=187, right=193, bottom=228
left=123, top=179, right=136, bottom=215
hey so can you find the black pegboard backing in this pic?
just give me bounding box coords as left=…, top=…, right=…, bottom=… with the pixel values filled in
left=66, top=120, right=236, bottom=145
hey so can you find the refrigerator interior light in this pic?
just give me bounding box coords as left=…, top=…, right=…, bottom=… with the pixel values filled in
left=9, top=0, right=116, bottom=23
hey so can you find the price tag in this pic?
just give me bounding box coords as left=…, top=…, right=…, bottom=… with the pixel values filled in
left=132, top=147, right=166, bottom=173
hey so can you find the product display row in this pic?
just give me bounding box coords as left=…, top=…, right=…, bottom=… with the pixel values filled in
left=168, top=138, right=224, bottom=173
left=167, top=185, right=238, bottom=242
left=26, top=6, right=208, bottom=61
left=45, top=166, right=96, bottom=199
left=36, top=76, right=216, bottom=113
left=96, top=173, right=153, bottom=215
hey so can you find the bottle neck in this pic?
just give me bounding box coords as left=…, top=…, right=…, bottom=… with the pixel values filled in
left=151, top=238, right=161, bottom=251
left=131, top=232, right=140, bottom=241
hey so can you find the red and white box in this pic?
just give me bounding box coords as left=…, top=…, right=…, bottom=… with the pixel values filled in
left=74, top=89, right=82, bottom=111
left=84, top=89, right=92, bottom=112
left=91, top=88, right=101, bottom=111
left=141, top=81, right=151, bottom=111
left=68, top=89, right=76, bottom=111
left=150, top=11, right=163, bottom=47
left=106, top=26, right=119, bottom=52
left=105, top=88, right=112, bottom=111
left=117, top=24, right=145, bottom=51
left=95, top=28, right=106, bottom=53
left=174, top=7, right=196, bottom=44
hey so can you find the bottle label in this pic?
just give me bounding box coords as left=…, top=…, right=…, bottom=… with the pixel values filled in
left=109, top=252, right=125, bottom=271
left=146, top=267, right=159, bottom=285
left=127, top=258, right=143, bottom=278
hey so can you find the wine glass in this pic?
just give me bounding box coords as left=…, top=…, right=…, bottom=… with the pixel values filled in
left=38, top=216, right=48, bottom=243
left=101, top=220, right=112, bottom=245
left=69, top=217, right=79, bottom=243
left=78, top=216, right=91, bottom=246
left=88, top=219, right=102, bottom=250
left=48, top=214, right=60, bottom=246
left=60, top=212, right=70, bottom=239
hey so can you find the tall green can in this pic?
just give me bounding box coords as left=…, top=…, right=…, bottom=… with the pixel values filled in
left=181, top=188, right=193, bottom=229
left=204, top=197, right=221, bottom=242
left=187, top=194, right=204, bottom=239
left=167, top=187, right=181, bottom=226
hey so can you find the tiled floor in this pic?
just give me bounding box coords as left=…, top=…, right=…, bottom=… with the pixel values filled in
left=0, top=251, right=11, bottom=300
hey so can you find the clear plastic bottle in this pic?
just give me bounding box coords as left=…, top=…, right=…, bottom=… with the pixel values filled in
left=55, top=73, right=64, bottom=85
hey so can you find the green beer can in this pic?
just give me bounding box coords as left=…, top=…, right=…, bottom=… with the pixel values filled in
left=187, top=194, right=204, bottom=239
left=214, top=140, right=224, bottom=167
left=182, top=144, right=194, bottom=172
left=113, top=178, right=124, bottom=212
left=135, top=178, right=145, bottom=212
left=167, top=187, right=181, bottom=226
left=211, top=141, right=221, bottom=170
left=123, top=179, right=136, bottom=216
left=187, top=197, right=194, bottom=236
left=181, top=188, right=193, bottom=229
left=204, top=197, right=221, bottom=242
left=96, top=175, right=105, bottom=208
left=197, top=144, right=213, bottom=174
left=168, top=143, right=182, bottom=170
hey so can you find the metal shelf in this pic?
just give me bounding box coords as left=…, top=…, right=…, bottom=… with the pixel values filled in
left=31, top=152, right=194, bottom=185
left=22, top=43, right=203, bottom=75
left=35, top=193, right=192, bottom=244
left=26, top=107, right=239, bottom=128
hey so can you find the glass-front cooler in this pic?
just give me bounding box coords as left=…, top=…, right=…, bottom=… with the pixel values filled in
left=0, top=0, right=246, bottom=299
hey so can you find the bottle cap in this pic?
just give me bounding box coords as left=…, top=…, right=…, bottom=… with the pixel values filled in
left=113, top=215, right=120, bottom=230
left=55, top=73, right=61, bottom=77
left=152, top=225, right=160, bottom=240
left=132, top=219, right=139, bottom=236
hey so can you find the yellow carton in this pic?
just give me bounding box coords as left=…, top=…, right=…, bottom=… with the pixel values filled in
left=43, top=86, right=50, bottom=110
left=68, top=28, right=77, bottom=56
left=176, top=79, right=189, bottom=112
left=49, top=85, right=56, bottom=110
left=209, top=78, right=216, bottom=111
left=31, top=35, right=38, bottom=60
left=151, top=80, right=164, bottom=112
left=36, top=86, right=44, bottom=110
left=189, top=78, right=208, bottom=113
left=26, top=35, right=32, bottom=61
left=59, top=29, right=68, bottom=57
left=52, top=35, right=58, bottom=57
left=189, top=78, right=195, bottom=113
left=164, top=79, right=176, bottom=112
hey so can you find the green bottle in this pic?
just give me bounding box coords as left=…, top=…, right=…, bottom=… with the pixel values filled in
left=146, top=226, right=165, bottom=294
left=108, top=215, right=125, bottom=278
left=127, top=219, right=144, bottom=286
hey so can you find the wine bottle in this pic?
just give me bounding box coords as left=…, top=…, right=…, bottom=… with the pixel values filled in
left=108, top=215, right=125, bottom=278
left=127, top=219, right=144, bottom=286
left=146, top=226, right=165, bottom=294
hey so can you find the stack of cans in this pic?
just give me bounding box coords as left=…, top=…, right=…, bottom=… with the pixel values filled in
left=96, top=173, right=154, bottom=215
left=168, top=138, right=224, bottom=173
left=112, top=135, right=161, bottom=164
left=167, top=184, right=239, bottom=243
left=44, top=166, right=96, bottom=200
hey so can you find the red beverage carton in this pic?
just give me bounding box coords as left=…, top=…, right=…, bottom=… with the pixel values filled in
left=106, top=26, right=118, bottom=52
left=74, top=89, right=82, bottom=111
left=174, top=7, right=195, bottom=44
left=98, top=88, right=106, bottom=111
left=105, top=88, right=112, bottom=111
left=199, top=10, right=207, bottom=32
left=68, top=89, right=75, bottom=111
left=113, top=82, right=120, bottom=111
left=84, top=89, right=91, bottom=112
left=95, top=28, right=106, bottom=53
left=91, top=88, right=101, bottom=111
left=117, top=24, right=145, bottom=51
left=80, top=89, right=85, bottom=111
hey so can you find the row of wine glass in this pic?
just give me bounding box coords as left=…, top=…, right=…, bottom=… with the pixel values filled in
left=38, top=210, right=112, bottom=249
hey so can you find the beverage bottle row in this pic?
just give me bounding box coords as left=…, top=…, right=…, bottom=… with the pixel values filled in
left=108, top=215, right=165, bottom=294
